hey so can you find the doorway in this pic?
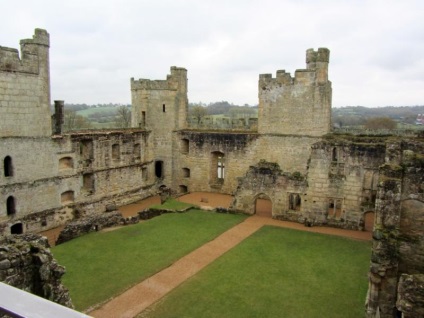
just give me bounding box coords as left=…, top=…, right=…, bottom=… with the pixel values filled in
left=255, top=195, right=272, bottom=218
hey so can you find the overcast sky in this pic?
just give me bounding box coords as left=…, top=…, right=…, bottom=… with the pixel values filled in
left=1, top=0, right=423, bottom=107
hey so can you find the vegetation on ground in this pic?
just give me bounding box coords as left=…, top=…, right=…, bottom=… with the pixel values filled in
left=51, top=211, right=247, bottom=311
left=142, top=226, right=371, bottom=318
left=364, top=117, right=397, bottom=130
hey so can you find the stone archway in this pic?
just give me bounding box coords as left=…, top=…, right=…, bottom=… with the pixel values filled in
left=254, top=194, right=272, bottom=218
left=364, top=211, right=375, bottom=232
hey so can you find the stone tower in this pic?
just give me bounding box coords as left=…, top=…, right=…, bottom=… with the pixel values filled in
left=258, top=48, right=332, bottom=136
left=0, top=29, right=51, bottom=137
left=130, top=66, right=188, bottom=186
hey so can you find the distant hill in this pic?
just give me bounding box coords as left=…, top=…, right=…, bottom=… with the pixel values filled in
left=332, top=106, right=424, bottom=127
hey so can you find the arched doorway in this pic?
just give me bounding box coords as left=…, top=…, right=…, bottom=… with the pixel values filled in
left=254, top=194, right=272, bottom=218
left=11, top=223, right=23, bottom=234
left=364, top=211, right=375, bottom=232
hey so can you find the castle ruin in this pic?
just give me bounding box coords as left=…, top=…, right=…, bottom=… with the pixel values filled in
left=1, top=29, right=423, bottom=317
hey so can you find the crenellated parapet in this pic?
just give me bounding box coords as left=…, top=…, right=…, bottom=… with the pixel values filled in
left=258, top=48, right=332, bottom=136
left=131, top=66, right=187, bottom=91
left=0, top=29, right=51, bottom=137
left=0, top=29, right=49, bottom=75
left=131, top=66, right=188, bottom=131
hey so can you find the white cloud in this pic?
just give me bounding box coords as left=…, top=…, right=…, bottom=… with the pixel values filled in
left=1, top=0, right=423, bottom=106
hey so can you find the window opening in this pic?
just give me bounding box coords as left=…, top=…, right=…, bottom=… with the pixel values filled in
left=112, top=143, right=120, bottom=160
left=328, top=198, right=343, bottom=218
left=83, top=174, right=95, bottom=193
left=4, top=156, right=13, bottom=177
left=59, top=157, right=74, bottom=170
left=181, top=139, right=189, bottom=154
left=10, top=223, right=23, bottom=234
left=7, top=196, right=16, bottom=216
left=133, top=143, right=141, bottom=160
left=155, top=160, right=163, bottom=178
left=332, top=147, right=338, bottom=162
left=61, top=191, right=75, bottom=204
left=288, top=193, right=301, bottom=211
left=142, top=111, right=146, bottom=127
left=80, top=140, right=94, bottom=159
left=162, top=104, right=166, bottom=112
left=217, top=156, right=225, bottom=179
left=179, top=185, right=188, bottom=193
left=210, top=152, right=225, bottom=185
left=182, top=168, right=190, bottom=178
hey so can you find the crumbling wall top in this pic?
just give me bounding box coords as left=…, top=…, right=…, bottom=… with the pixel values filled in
left=0, top=28, right=49, bottom=74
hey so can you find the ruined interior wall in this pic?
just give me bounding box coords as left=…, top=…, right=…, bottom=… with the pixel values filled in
left=258, top=48, right=331, bottom=137
left=231, top=161, right=307, bottom=218
left=0, top=29, right=51, bottom=137
left=0, top=234, right=73, bottom=308
left=175, top=131, right=318, bottom=194
left=305, top=139, right=385, bottom=226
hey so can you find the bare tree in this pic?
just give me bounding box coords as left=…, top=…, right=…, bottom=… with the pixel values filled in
left=190, top=105, right=207, bottom=124
left=63, top=110, right=91, bottom=131
left=116, top=106, right=131, bottom=128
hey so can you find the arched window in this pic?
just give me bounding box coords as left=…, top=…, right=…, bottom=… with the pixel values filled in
left=4, top=156, right=13, bottom=177
left=7, top=196, right=16, bottom=216
left=155, top=160, right=164, bottom=178
left=59, top=157, right=74, bottom=170
left=61, top=191, right=75, bottom=204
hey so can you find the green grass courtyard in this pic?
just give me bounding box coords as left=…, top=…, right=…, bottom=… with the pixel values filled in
left=52, top=211, right=371, bottom=317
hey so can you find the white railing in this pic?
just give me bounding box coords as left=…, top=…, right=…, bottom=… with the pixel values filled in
left=0, top=282, right=91, bottom=318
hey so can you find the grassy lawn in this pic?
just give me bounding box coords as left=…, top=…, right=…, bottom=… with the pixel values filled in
left=52, top=211, right=247, bottom=311
left=142, top=226, right=371, bottom=318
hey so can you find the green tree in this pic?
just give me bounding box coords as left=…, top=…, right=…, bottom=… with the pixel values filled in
left=364, top=117, right=397, bottom=130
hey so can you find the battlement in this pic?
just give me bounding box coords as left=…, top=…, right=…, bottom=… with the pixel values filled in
left=258, top=48, right=331, bottom=136
left=259, top=48, right=329, bottom=88
left=131, top=66, right=187, bottom=91
left=0, top=29, right=49, bottom=74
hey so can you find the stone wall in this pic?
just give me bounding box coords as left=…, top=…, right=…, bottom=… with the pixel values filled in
left=56, top=210, right=124, bottom=245
left=0, top=233, right=73, bottom=308
left=366, top=140, right=424, bottom=318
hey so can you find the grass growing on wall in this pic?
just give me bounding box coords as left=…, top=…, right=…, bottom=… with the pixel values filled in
left=52, top=211, right=247, bottom=311
left=142, top=226, right=371, bottom=318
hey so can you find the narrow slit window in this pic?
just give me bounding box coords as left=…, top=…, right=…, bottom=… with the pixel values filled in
left=4, top=156, right=13, bottom=177
left=162, top=104, right=166, bottom=112
left=7, top=196, right=16, bottom=216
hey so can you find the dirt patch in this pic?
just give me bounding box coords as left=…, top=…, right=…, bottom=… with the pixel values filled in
left=118, top=196, right=161, bottom=218
left=176, top=192, right=233, bottom=209
left=39, top=225, right=65, bottom=247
